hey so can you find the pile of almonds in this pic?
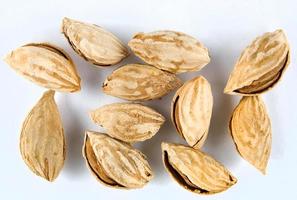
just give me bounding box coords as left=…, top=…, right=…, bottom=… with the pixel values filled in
left=4, top=17, right=290, bottom=194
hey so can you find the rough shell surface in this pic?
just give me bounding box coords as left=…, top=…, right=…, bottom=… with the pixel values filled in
left=90, top=103, right=165, bottom=142
left=4, top=43, right=81, bottom=92
left=171, top=76, right=213, bottom=148
left=128, top=30, right=210, bottom=74
left=62, top=17, right=129, bottom=66
left=224, top=29, right=290, bottom=95
left=103, top=64, right=182, bottom=100
left=230, top=96, right=271, bottom=174
left=83, top=131, right=153, bottom=189
left=162, top=142, right=237, bottom=194
left=20, top=90, right=65, bottom=181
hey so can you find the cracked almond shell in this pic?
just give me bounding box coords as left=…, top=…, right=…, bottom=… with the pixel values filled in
left=171, top=76, right=213, bottom=148
left=20, top=90, right=65, bottom=181
left=103, top=64, right=182, bottom=101
left=230, top=96, right=271, bottom=174
left=224, top=29, right=290, bottom=95
left=4, top=43, right=81, bottom=92
left=83, top=131, right=153, bottom=189
left=89, top=103, right=165, bottom=142
left=162, top=142, right=237, bottom=194
left=128, top=30, right=210, bottom=74
left=62, top=17, right=129, bottom=66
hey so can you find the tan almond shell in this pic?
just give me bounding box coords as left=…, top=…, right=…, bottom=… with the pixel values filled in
left=89, top=103, right=165, bottom=143
left=83, top=132, right=121, bottom=188
left=171, top=76, right=213, bottom=148
left=162, top=142, right=237, bottom=194
left=83, top=131, right=153, bottom=189
left=224, top=29, right=290, bottom=95
left=102, top=64, right=182, bottom=101
left=230, top=96, right=271, bottom=174
left=128, top=30, right=210, bottom=74
left=62, top=17, right=129, bottom=66
left=20, top=90, right=65, bottom=181
left=4, top=43, right=81, bottom=92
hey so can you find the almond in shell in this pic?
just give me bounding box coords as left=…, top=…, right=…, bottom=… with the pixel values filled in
left=90, top=103, right=165, bottom=142
left=4, top=43, right=81, bottom=92
left=83, top=131, right=153, bottom=189
left=162, top=142, right=237, bottom=194
left=171, top=76, right=213, bottom=148
left=20, top=90, right=65, bottom=181
left=128, top=31, right=210, bottom=74
left=224, top=29, right=290, bottom=95
left=230, top=96, right=271, bottom=174
left=62, top=17, right=129, bottom=66
left=103, top=64, right=182, bottom=101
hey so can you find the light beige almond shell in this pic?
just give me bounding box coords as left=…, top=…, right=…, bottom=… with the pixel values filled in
left=89, top=103, right=165, bottom=142
left=224, top=29, right=290, bottom=95
left=4, top=43, right=81, bottom=92
left=62, top=17, right=129, bottom=66
left=20, top=90, right=65, bottom=182
left=128, top=31, right=210, bottom=74
left=230, top=96, right=271, bottom=174
left=83, top=131, right=153, bottom=189
left=171, top=76, right=213, bottom=148
left=102, top=64, right=182, bottom=100
left=162, top=142, right=237, bottom=194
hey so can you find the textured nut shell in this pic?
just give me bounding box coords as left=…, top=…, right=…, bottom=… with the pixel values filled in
left=162, top=143, right=237, bottom=194
left=83, top=131, right=153, bottom=189
left=83, top=132, right=120, bottom=188
left=103, top=64, right=182, bottom=100
left=171, top=76, right=213, bottom=148
left=224, top=29, right=290, bottom=95
left=230, top=96, right=271, bottom=174
left=62, top=17, right=129, bottom=66
left=20, top=90, right=65, bottom=181
left=128, top=31, right=210, bottom=74
left=90, top=103, right=165, bottom=142
left=4, top=43, right=81, bottom=92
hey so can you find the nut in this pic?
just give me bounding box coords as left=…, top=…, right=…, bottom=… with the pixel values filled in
left=171, top=76, right=213, bottom=148
left=230, top=96, right=271, bottom=174
left=103, top=64, right=182, bottom=100
left=128, top=30, right=210, bottom=73
left=62, top=17, right=129, bottom=66
left=224, top=29, right=290, bottom=95
left=162, top=142, right=237, bottom=194
left=20, top=90, right=65, bottom=181
left=83, top=131, right=153, bottom=189
left=4, top=43, right=81, bottom=92
left=90, top=103, right=165, bottom=142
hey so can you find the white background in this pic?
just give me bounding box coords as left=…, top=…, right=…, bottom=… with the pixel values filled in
left=1, top=0, right=296, bottom=199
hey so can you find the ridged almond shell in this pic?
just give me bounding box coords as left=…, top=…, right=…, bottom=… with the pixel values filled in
left=20, top=90, right=65, bottom=181
left=62, top=17, right=129, bottom=66
left=224, top=29, right=290, bottom=95
left=4, top=43, right=81, bottom=92
left=128, top=31, right=210, bottom=74
left=103, top=64, right=182, bottom=100
left=230, top=96, right=271, bottom=174
left=83, top=131, right=153, bottom=189
left=162, top=142, right=237, bottom=194
left=89, top=103, right=165, bottom=142
left=171, top=76, right=213, bottom=148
